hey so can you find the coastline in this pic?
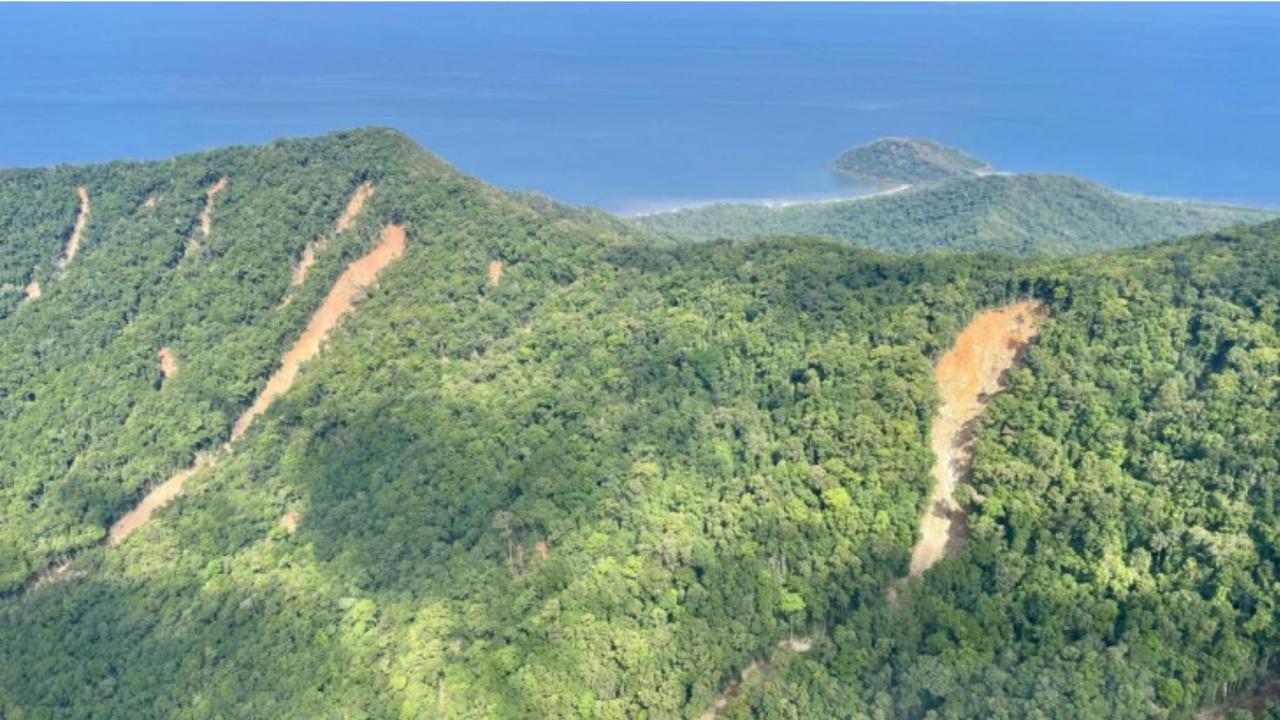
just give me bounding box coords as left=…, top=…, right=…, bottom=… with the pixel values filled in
left=624, top=171, right=1280, bottom=221
left=623, top=182, right=911, bottom=218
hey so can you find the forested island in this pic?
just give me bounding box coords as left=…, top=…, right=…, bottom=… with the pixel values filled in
left=1, top=129, right=1278, bottom=719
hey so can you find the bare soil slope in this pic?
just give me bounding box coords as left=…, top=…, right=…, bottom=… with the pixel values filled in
left=334, top=181, right=375, bottom=234
left=55, top=187, right=90, bottom=272
left=289, top=182, right=375, bottom=293
left=106, top=224, right=407, bottom=546
left=199, top=177, right=228, bottom=238
left=691, top=301, right=1046, bottom=719
left=232, top=223, right=406, bottom=440
left=185, top=177, right=228, bottom=258
left=157, top=347, right=178, bottom=379
left=908, top=300, right=1044, bottom=576
left=108, top=464, right=207, bottom=546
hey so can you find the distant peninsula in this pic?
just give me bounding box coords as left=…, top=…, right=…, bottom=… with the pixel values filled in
left=831, top=137, right=993, bottom=186
left=638, top=137, right=1278, bottom=256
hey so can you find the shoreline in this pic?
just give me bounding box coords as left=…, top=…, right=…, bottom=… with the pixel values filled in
left=623, top=183, right=911, bottom=218
left=622, top=173, right=1280, bottom=221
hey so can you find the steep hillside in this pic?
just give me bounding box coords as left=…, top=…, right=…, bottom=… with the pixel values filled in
left=831, top=137, right=992, bottom=186
left=636, top=173, right=1278, bottom=256
left=1, top=131, right=1278, bottom=720
left=0, top=129, right=441, bottom=590
left=698, top=223, right=1280, bottom=718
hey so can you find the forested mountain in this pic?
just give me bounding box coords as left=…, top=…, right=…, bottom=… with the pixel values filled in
left=2, top=129, right=1279, bottom=719
left=636, top=173, right=1278, bottom=255
left=831, top=137, right=992, bottom=186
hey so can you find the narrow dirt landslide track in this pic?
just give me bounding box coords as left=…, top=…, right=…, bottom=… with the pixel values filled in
left=108, top=464, right=207, bottom=546
left=279, top=511, right=300, bottom=535
left=185, top=178, right=228, bottom=258
left=699, top=301, right=1043, bottom=718
left=233, top=223, right=405, bottom=440
left=908, top=300, right=1044, bottom=576
left=104, top=224, right=407, bottom=548
left=288, top=182, right=376, bottom=293
left=290, top=240, right=329, bottom=290
left=334, top=181, right=375, bottom=234
left=199, top=177, right=228, bottom=238
left=56, top=187, right=90, bottom=272
left=20, top=188, right=89, bottom=306
left=158, top=347, right=178, bottom=379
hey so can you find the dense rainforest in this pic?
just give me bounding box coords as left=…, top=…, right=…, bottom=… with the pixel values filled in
left=830, top=137, right=991, bottom=186
left=636, top=172, right=1277, bottom=256
left=1, top=129, right=1278, bottom=720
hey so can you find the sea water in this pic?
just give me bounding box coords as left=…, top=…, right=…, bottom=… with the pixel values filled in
left=0, top=4, right=1276, bottom=213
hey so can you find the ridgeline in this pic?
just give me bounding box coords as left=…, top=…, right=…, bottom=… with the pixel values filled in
left=1, top=129, right=1278, bottom=719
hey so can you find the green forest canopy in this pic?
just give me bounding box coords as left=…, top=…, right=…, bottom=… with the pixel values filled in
left=1, top=129, right=1278, bottom=719
left=636, top=172, right=1278, bottom=256
left=830, top=137, right=992, bottom=186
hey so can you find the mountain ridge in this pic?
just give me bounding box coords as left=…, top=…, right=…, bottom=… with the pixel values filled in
left=1, top=129, right=1278, bottom=720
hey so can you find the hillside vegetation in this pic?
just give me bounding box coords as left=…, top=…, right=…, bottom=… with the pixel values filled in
left=831, top=137, right=991, bottom=186
left=636, top=173, right=1278, bottom=256
left=1, top=130, right=1279, bottom=719
left=0, top=129, right=440, bottom=589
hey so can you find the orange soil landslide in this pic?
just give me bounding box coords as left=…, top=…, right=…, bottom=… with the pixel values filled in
left=334, top=181, right=375, bottom=234
left=186, top=177, right=228, bottom=258
left=55, top=187, right=90, bottom=272
left=23, top=281, right=41, bottom=301
left=233, top=223, right=406, bottom=441
left=289, top=237, right=330, bottom=291
left=290, top=238, right=327, bottom=288
left=289, top=183, right=376, bottom=293
left=108, top=463, right=207, bottom=546
left=199, top=177, right=228, bottom=238
left=158, top=347, right=178, bottom=379
left=699, top=304, right=1045, bottom=718
left=488, top=259, right=503, bottom=286
left=908, top=300, right=1044, bottom=576
left=105, top=224, right=406, bottom=547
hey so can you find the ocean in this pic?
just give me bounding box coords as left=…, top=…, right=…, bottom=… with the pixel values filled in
left=0, top=3, right=1277, bottom=213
